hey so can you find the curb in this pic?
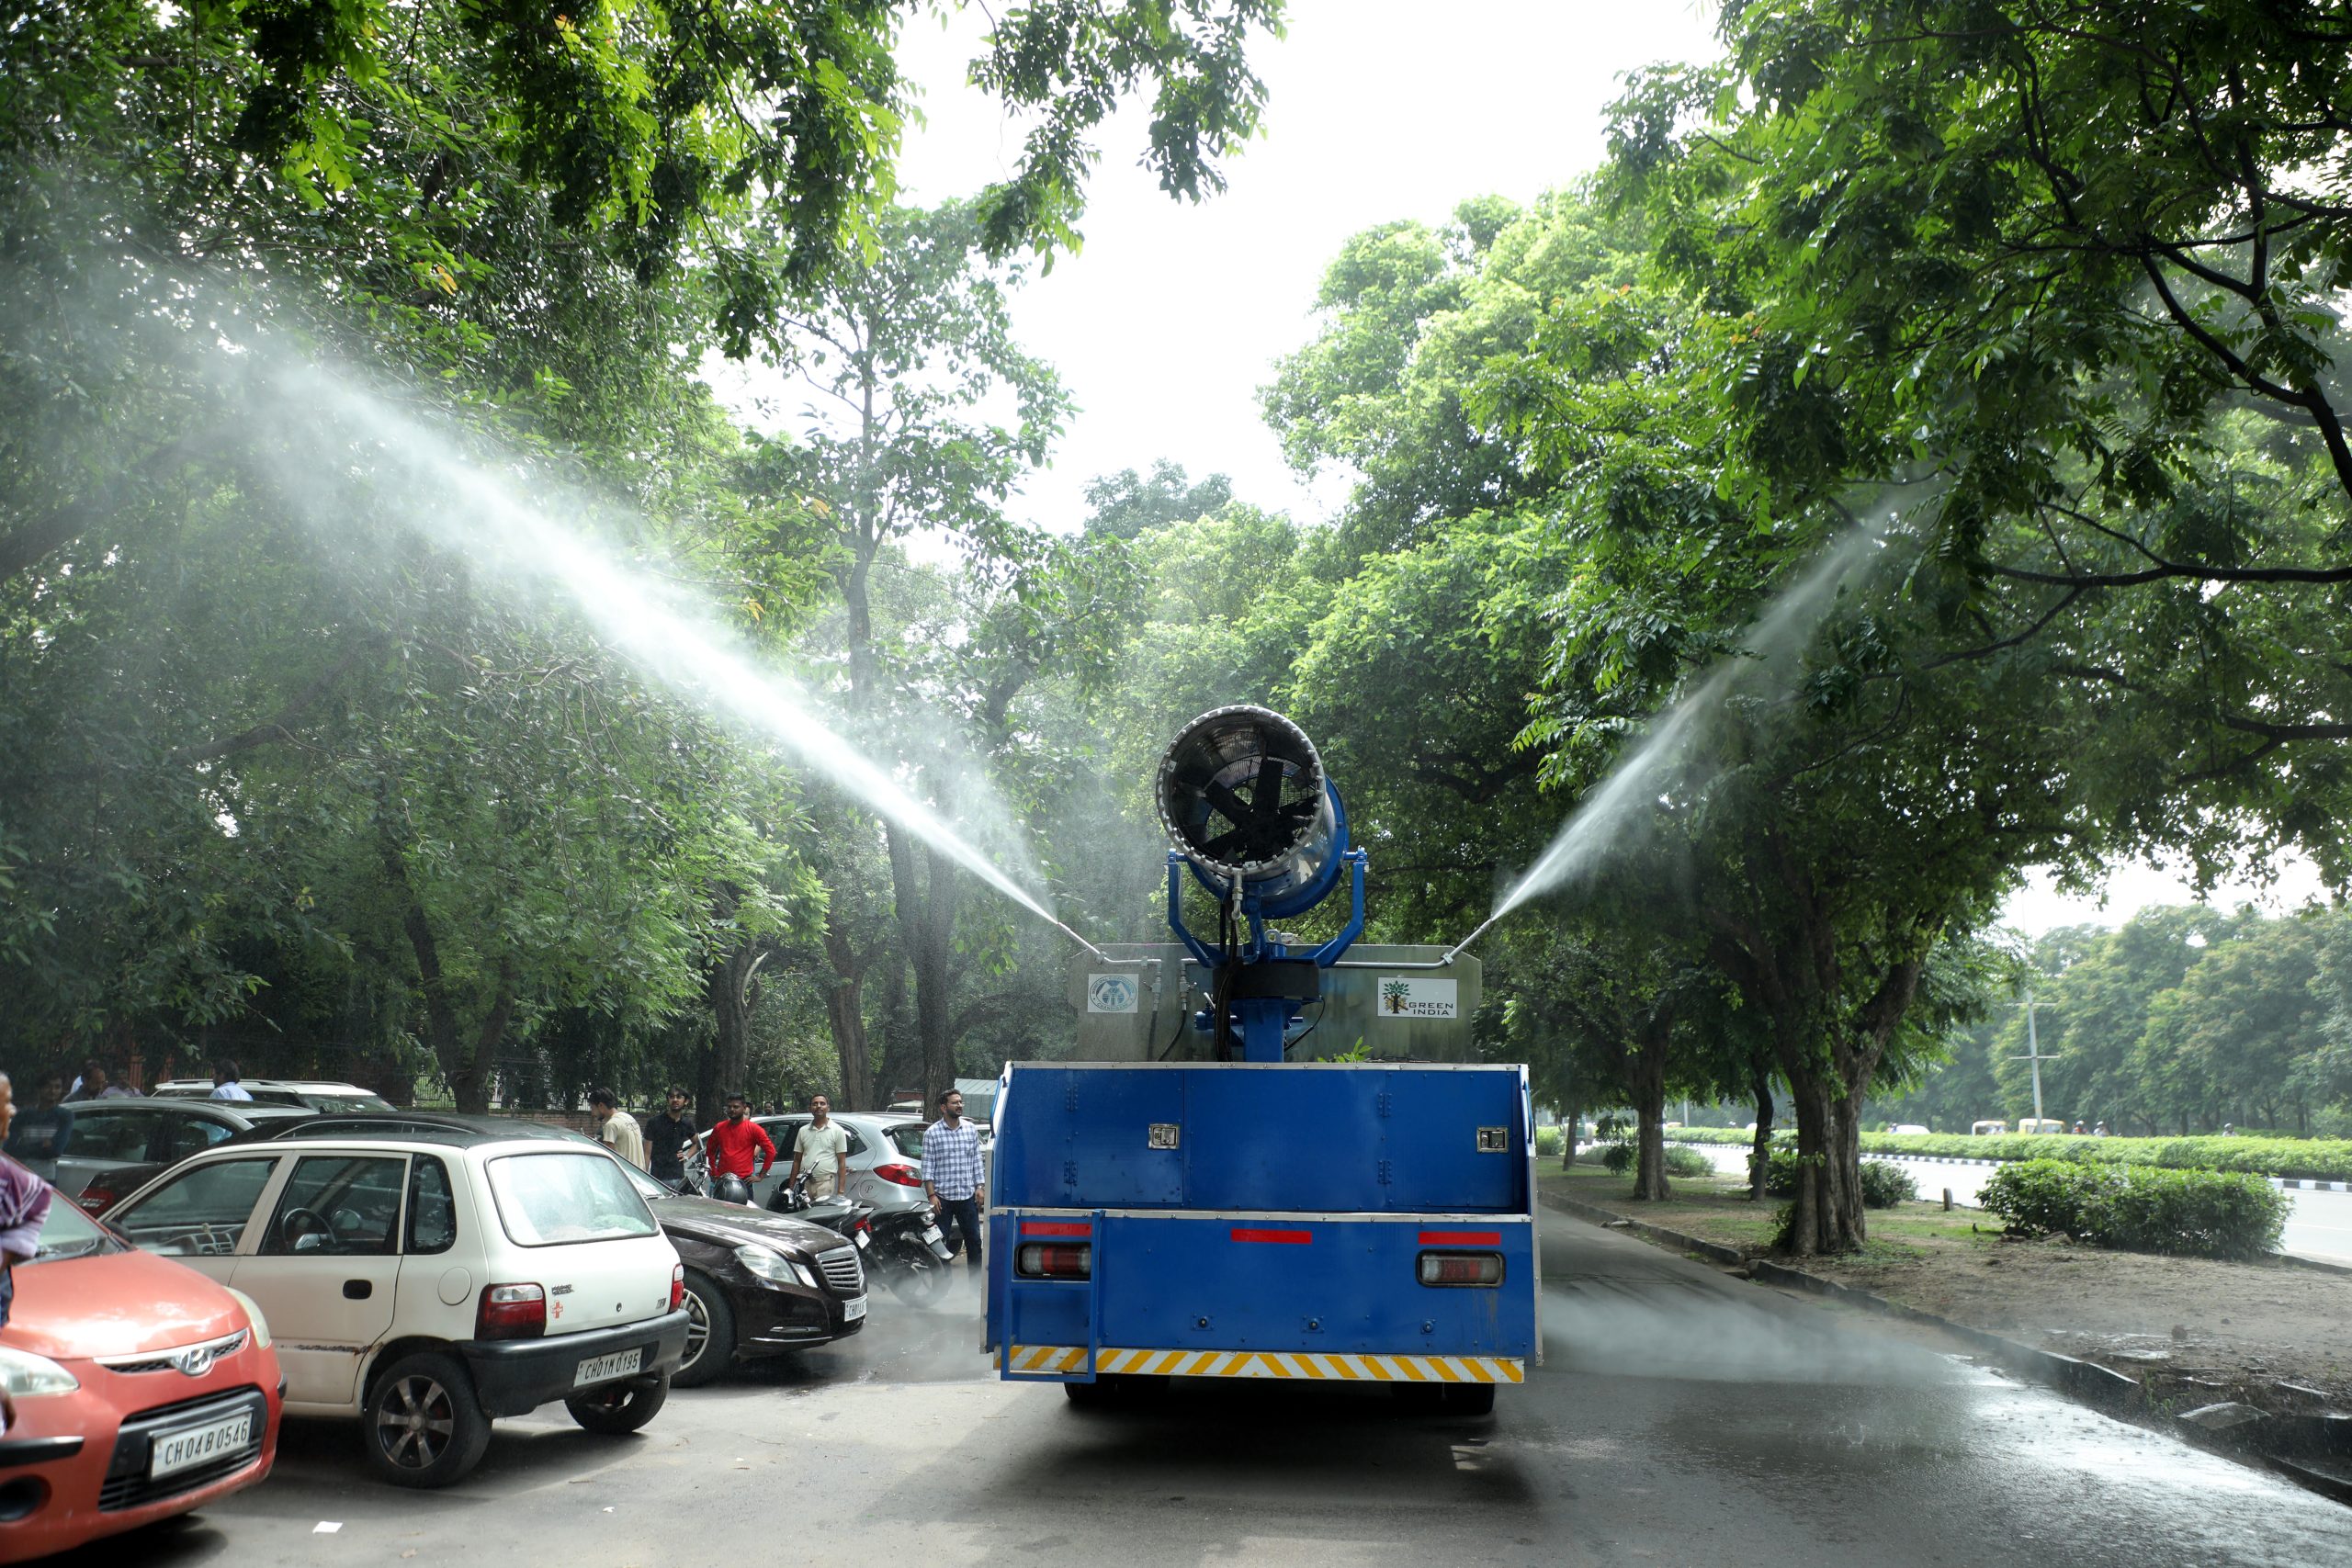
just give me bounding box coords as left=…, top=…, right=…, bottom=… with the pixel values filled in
left=1541, top=1185, right=2352, bottom=1506
left=1541, top=1190, right=1746, bottom=1267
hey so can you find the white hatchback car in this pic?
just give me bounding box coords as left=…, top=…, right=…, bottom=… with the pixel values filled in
left=102, top=1122, right=688, bottom=1487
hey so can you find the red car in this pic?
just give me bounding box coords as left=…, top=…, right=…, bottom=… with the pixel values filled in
left=0, top=1198, right=282, bottom=1563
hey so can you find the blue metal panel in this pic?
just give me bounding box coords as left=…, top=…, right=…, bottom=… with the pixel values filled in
left=1177, top=1066, right=1390, bottom=1213
left=993, top=1064, right=1525, bottom=1215
left=1003, top=1211, right=1535, bottom=1359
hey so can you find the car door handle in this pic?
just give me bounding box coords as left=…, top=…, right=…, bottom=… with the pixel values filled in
left=343, top=1280, right=372, bottom=1300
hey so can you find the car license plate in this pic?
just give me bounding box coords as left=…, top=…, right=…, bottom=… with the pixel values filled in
left=854, top=1231, right=869, bottom=1249
left=920, top=1224, right=943, bottom=1244
left=149, top=1409, right=254, bottom=1479
left=843, top=1296, right=866, bottom=1321
left=572, top=1348, right=642, bottom=1388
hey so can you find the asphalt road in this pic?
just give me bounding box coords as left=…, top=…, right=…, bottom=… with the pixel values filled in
left=1683, top=1142, right=2352, bottom=1266
left=62, top=1213, right=2352, bottom=1568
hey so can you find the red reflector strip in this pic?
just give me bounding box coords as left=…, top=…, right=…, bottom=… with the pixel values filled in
left=1020, top=1222, right=1092, bottom=1237
left=1230, top=1227, right=1312, bottom=1245
left=1418, top=1230, right=1501, bottom=1246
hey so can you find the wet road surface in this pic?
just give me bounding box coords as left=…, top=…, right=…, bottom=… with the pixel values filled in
left=64, top=1212, right=2350, bottom=1567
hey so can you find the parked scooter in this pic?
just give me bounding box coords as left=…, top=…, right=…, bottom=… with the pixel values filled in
left=775, top=1176, right=954, bottom=1304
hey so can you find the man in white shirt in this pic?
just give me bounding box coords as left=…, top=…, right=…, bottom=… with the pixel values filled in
left=789, top=1094, right=852, bottom=1200
left=588, top=1088, right=647, bottom=1168
left=209, top=1060, right=254, bottom=1101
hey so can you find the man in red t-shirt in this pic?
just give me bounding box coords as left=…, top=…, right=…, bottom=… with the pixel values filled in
left=703, top=1092, right=775, bottom=1185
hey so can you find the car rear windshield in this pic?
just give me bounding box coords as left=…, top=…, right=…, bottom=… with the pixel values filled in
left=485, top=1153, right=660, bottom=1247
left=887, top=1124, right=926, bottom=1159
left=304, top=1095, right=395, bottom=1114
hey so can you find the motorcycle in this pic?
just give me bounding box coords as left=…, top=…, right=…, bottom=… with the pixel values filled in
left=775, top=1176, right=955, bottom=1305
left=767, top=1175, right=876, bottom=1257
left=677, top=1134, right=759, bottom=1206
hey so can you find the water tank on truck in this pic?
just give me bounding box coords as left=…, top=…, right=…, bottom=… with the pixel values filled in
left=984, top=705, right=1539, bottom=1411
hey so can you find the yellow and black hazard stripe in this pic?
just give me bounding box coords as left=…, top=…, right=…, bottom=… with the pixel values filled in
left=1003, top=1345, right=1523, bottom=1384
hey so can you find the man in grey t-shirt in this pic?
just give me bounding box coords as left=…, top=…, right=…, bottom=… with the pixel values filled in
left=790, top=1095, right=852, bottom=1200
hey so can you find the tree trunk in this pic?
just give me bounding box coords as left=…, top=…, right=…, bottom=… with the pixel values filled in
left=911, top=843, right=961, bottom=1106
left=387, top=839, right=510, bottom=1113
left=1629, top=1044, right=1670, bottom=1201
left=706, top=939, right=765, bottom=1102
left=821, top=916, right=877, bottom=1110
left=461, top=962, right=519, bottom=1115
left=1559, top=1100, right=1580, bottom=1170
left=1747, top=1064, right=1775, bottom=1202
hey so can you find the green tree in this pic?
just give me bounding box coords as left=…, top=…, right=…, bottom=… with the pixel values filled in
left=1082, top=461, right=1235, bottom=540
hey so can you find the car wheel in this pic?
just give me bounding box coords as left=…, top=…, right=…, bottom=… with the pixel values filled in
left=673, top=1272, right=736, bottom=1388
left=566, top=1371, right=671, bottom=1435
left=365, top=1351, right=492, bottom=1488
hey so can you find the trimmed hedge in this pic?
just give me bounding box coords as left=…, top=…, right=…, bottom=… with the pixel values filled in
left=1534, top=1125, right=1565, bottom=1156
left=1663, top=1145, right=1715, bottom=1179
left=1664, top=1127, right=2352, bottom=1182
left=1761, top=1149, right=1915, bottom=1209
left=1979, top=1159, right=2290, bottom=1261
left=1593, top=1142, right=1715, bottom=1179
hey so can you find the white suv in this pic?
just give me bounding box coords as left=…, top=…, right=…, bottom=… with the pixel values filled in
left=102, top=1122, right=688, bottom=1487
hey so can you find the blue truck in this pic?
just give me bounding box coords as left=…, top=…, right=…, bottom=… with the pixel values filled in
left=983, top=706, right=1538, bottom=1409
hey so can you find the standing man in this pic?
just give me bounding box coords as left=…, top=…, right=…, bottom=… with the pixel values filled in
left=5, top=1077, right=73, bottom=1167
left=703, top=1092, right=775, bottom=1201
left=641, top=1087, right=694, bottom=1190
left=64, top=1059, right=131, bottom=1101
left=923, top=1088, right=985, bottom=1280
left=587, top=1089, right=647, bottom=1169
left=209, top=1060, right=254, bottom=1101
left=788, top=1094, right=851, bottom=1200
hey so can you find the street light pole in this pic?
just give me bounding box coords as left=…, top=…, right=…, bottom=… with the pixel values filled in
left=2008, top=991, right=2059, bottom=1123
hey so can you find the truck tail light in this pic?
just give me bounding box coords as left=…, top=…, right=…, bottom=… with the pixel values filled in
left=1417, top=1252, right=1504, bottom=1287
left=670, top=1263, right=684, bottom=1311
left=872, top=1162, right=923, bottom=1187
left=1014, top=1243, right=1091, bottom=1280
left=477, top=1282, right=547, bottom=1340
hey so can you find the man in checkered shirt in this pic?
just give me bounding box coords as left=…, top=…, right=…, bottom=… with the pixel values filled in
left=922, top=1088, right=985, bottom=1278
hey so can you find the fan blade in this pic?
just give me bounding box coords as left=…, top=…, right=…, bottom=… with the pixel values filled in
left=1200, top=828, right=1249, bottom=859
left=1204, top=780, right=1252, bottom=827
left=1250, top=755, right=1285, bottom=819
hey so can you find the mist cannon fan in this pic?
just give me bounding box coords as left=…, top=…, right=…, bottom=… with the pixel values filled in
left=1155, top=705, right=1343, bottom=920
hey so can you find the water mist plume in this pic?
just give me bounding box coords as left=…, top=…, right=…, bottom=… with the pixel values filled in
left=1452, top=528, right=1886, bottom=956
left=250, top=356, right=1102, bottom=958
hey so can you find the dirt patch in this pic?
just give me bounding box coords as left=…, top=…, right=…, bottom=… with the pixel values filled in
left=1544, top=1162, right=2352, bottom=1414
left=1808, top=1235, right=2352, bottom=1410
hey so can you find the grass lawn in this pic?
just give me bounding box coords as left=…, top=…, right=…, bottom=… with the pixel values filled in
left=1537, top=1158, right=1998, bottom=1266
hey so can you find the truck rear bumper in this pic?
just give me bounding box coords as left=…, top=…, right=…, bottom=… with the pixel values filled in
left=1002, top=1344, right=1524, bottom=1384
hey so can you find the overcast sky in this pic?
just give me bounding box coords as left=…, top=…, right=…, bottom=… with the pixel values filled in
left=717, top=1, right=2335, bottom=937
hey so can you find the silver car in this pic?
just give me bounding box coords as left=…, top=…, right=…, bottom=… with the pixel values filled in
left=752, top=1113, right=932, bottom=1216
